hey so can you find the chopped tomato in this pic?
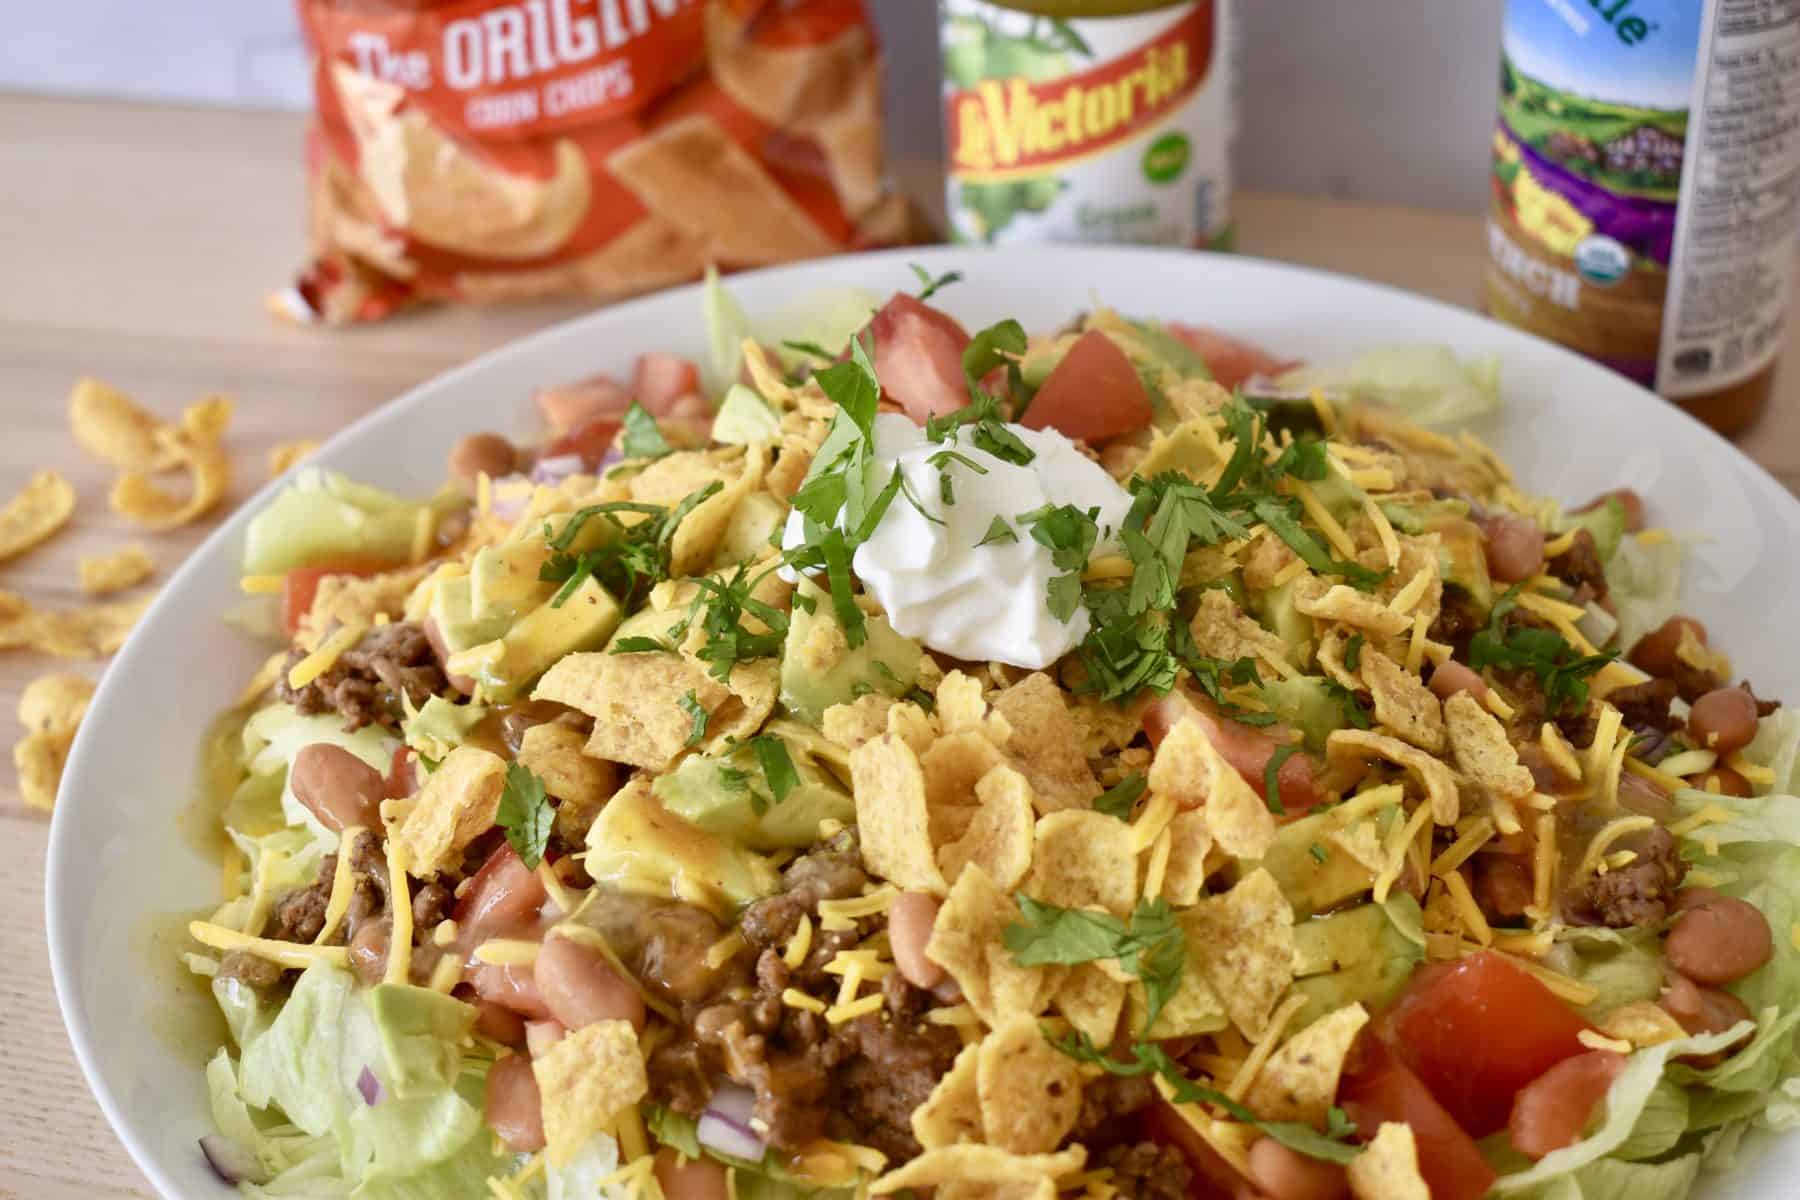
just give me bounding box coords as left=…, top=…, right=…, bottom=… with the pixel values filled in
left=865, top=292, right=971, bottom=422
left=632, top=352, right=702, bottom=413
left=1144, top=692, right=1325, bottom=813
left=1137, top=1098, right=1249, bottom=1200
left=1509, top=1050, right=1628, bottom=1160
left=1382, top=951, right=1593, bottom=1137
left=456, top=844, right=548, bottom=942
left=280, top=560, right=391, bottom=636
left=1022, top=329, right=1153, bottom=442
left=541, top=417, right=623, bottom=469
left=383, top=746, right=418, bottom=800
left=1339, top=1035, right=1497, bottom=1200
left=1168, top=324, right=1298, bottom=391
left=534, top=374, right=631, bottom=435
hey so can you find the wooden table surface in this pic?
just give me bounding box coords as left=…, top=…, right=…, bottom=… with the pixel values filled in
left=2, top=91, right=1797, bottom=1198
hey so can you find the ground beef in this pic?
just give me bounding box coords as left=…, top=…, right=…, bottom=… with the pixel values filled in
left=827, top=991, right=964, bottom=1162
left=739, top=830, right=867, bottom=950
left=1071, top=1074, right=1159, bottom=1142
left=1429, top=585, right=1485, bottom=655
left=1670, top=657, right=1724, bottom=704
left=278, top=621, right=447, bottom=731
left=1548, top=528, right=1609, bottom=602
left=1101, top=1141, right=1193, bottom=1200
left=1741, top=680, right=1785, bottom=718
left=1608, top=678, right=1680, bottom=734
left=1472, top=856, right=1534, bottom=923
left=1566, top=825, right=1688, bottom=927
left=218, top=950, right=283, bottom=989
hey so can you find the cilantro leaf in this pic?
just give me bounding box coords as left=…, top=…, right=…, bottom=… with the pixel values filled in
left=1468, top=586, right=1616, bottom=713
left=1018, top=503, right=1099, bottom=622
left=781, top=338, right=835, bottom=360
left=751, top=734, right=800, bottom=806
left=1005, top=896, right=1186, bottom=1034
left=678, top=560, right=791, bottom=682
left=1048, top=1033, right=1362, bottom=1165
left=1264, top=743, right=1300, bottom=815
left=1310, top=843, right=1329, bottom=864
left=1344, top=632, right=1365, bottom=672
left=621, top=401, right=672, bottom=460
left=1251, top=497, right=1389, bottom=591
left=910, top=264, right=962, bottom=301
left=1094, top=772, right=1146, bottom=820
left=541, top=482, right=721, bottom=609
left=611, top=635, right=675, bottom=655
left=496, top=762, right=553, bottom=869
left=976, top=516, right=1018, bottom=547
left=678, top=690, right=708, bottom=747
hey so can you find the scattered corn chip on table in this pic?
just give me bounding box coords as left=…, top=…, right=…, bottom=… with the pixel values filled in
left=1, top=92, right=1797, bottom=1199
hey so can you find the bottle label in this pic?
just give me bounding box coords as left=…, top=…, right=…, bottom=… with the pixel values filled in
left=1486, top=0, right=1800, bottom=394
left=941, top=1, right=1232, bottom=248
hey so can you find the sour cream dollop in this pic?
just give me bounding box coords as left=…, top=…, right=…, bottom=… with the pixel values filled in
left=783, top=413, right=1133, bottom=669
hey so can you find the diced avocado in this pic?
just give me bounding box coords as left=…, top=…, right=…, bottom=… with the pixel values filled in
left=780, top=578, right=922, bottom=725
left=428, top=572, right=510, bottom=655
left=605, top=603, right=686, bottom=652
left=709, top=492, right=787, bottom=571
left=712, top=384, right=782, bottom=446
left=1289, top=897, right=1424, bottom=1028
left=1126, top=319, right=1212, bottom=380
left=1555, top=495, right=1626, bottom=563
left=367, top=984, right=475, bottom=1099
left=653, top=735, right=855, bottom=851
left=1376, top=497, right=1471, bottom=536
left=1256, top=675, right=1354, bottom=753
left=402, top=694, right=489, bottom=762
left=1254, top=805, right=1401, bottom=917
left=469, top=541, right=556, bottom=626
left=463, top=575, right=623, bottom=702
left=241, top=469, right=448, bottom=575
left=1436, top=518, right=1496, bottom=615
left=584, top=774, right=779, bottom=908
left=1137, top=421, right=1223, bottom=482
left=1019, top=332, right=1079, bottom=389
left=1248, top=577, right=1314, bottom=661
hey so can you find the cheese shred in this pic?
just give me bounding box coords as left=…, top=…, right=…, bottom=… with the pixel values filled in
left=313, top=826, right=365, bottom=945
left=286, top=624, right=367, bottom=691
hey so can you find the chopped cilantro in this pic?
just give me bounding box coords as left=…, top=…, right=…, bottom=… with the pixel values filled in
left=976, top=516, right=1018, bottom=547
left=1018, top=503, right=1099, bottom=622
left=541, top=482, right=721, bottom=609
left=1005, top=896, right=1185, bottom=1033
left=678, top=690, right=708, bottom=747
left=620, top=401, right=672, bottom=460
left=1048, top=1032, right=1362, bottom=1165
left=610, top=635, right=675, bottom=655
left=1252, top=497, right=1388, bottom=591
left=751, top=734, right=801, bottom=807
left=1094, top=773, right=1146, bottom=820
left=495, top=762, right=552, bottom=869
left=675, top=560, right=791, bottom=682
left=1264, top=743, right=1300, bottom=814
left=910, top=264, right=962, bottom=301
left=1469, top=585, right=1615, bottom=713
left=1309, top=843, right=1329, bottom=864
left=1344, top=632, right=1365, bottom=672
left=781, top=338, right=836, bottom=360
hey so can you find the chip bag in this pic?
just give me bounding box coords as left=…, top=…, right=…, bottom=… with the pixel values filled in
left=287, top=0, right=911, bottom=322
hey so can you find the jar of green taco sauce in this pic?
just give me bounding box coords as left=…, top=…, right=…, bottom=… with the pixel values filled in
left=1485, top=0, right=1800, bottom=434
left=940, top=0, right=1233, bottom=248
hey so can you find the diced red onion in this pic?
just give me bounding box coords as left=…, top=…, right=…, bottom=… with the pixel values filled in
left=199, top=1135, right=270, bottom=1185
left=597, top=447, right=624, bottom=471
left=698, top=1082, right=765, bottom=1161
left=530, top=454, right=585, bottom=485
left=489, top=474, right=532, bottom=522
left=356, top=1065, right=383, bottom=1106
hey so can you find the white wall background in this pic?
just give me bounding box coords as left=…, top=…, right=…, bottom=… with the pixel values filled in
left=0, top=0, right=1504, bottom=212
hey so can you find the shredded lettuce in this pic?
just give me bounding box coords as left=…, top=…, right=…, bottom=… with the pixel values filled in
left=1605, top=534, right=1684, bottom=655
left=242, top=468, right=450, bottom=576
left=401, top=695, right=487, bottom=764
left=542, top=1134, right=623, bottom=1200
left=1276, top=344, right=1501, bottom=427
left=1519, top=1154, right=1701, bottom=1200
left=701, top=269, right=881, bottom=395
left=644, top=1106, right=854, bottom=1199
left=242, top=702, right=397, bottom=851
left=1546, top=927, right=1665, bottom=1017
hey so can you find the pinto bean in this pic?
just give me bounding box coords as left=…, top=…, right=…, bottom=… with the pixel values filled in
left=1245, top=1137, right=1348, bottom=1200
left=1483, top=514, right=1546, bottom=584
left=485, top=1054, right=546, bottom=1153
left=534, top=934, right=646, bottom=1032
left=654, top=1148, right=730, bottom=1200
left=470, top=961, right=551, bottom=1020
left=1661, top=976, right=1754, bottom=1067
left=1665, top=895, right=1773, bottom=986
left=289, top=743, right=384, bottom=833
left=888, top=891, right=945, bottom=990
left=1428, top=660, right=1489, bottom=703
left=447, top=432, right=517, bottom=491
left=1628, top=617, right=1708, bottom=678
left=473, top=1000, right=526, bottom=1047
left=1687, top=687, right=1759, bottom=754
left=1697, top=766, right=1753, bottom=797
left=348, top=917, right=390, bottom=987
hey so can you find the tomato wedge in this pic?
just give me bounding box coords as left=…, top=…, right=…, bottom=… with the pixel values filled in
left=456, top=844, right=549, bottom=941
left=632, top=352, right=702, bottom=413
left=1144, top=692, right=1325, bottom=813
left=1339, top=1035, right=1497, bottom=1200
left=1168, top=324, right=1298, bottom=391
left=1021, top=329, right=1153, bottom=442
left=541, top=417, right=623, bottom=469
left=280, top=560, right=392, bottom=636
left=865, top=292, right=971, bottom=422
left=1509, top=1050, right=1628, bottom=1160
left=534, top=374, right=632, bottom=435
left=1382, top=951, right=1593, bottom=1137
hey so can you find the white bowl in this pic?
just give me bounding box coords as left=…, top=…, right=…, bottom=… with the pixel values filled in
left=47, top=246, right=1800, bottom=1198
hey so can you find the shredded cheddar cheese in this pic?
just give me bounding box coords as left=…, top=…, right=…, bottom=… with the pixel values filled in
left=188, top=921, right=351, bottom=969
left=1270, top=556, right=1311, bottom=589
left=313, top=826, right=365, bottom=945
left=1374, top=803, right=1433, bottom=903
left=428, top=954, right=462, bottom=994
left=1291, top=480, right=1359, bottom=560
left=1579, top=1029, right=1634, bottom=1054
left=1541, top=529, right=1579, bottom=558
left=238, top=574, right=285, bottom=595
left=1533, top=813, right=1557, bottom=917
left=473, top=938, right=540, bottom=966
left=1363, top=494, right=1401, bottom=568
left=286, top=623, right=367, bottom=690
left=1130, top=789, right=1178, bottom=852
left=1308, top=387, right=1338, bottom=436
left=1143, top=827, right=1173, bottom=900
left=826, top=993, right=886, bottom=1024
left=817, top=886, right=898, bottom=931
left=1493, top=928, right=1555, bottom=957
left=705, top=930, right=746, bottom=970
left=782, top=988, right=827, bottom=1014
left=1622, top=755, right=1687, bottom=796
left=1657, top=748, right=1718, bottom=778
left=1226, top=993, right=1307, bottom=1103
left=384, top=837, right=414, bottom=985
left=1636, top=528, right=1672, bottom=546
left=1540, top=723, right=1584, bottom=782
left=1727, top=752, right=1776, bottom=788
left=1404, top=612, right=1431, bottom=674
left=1668, top=804, right=1736, bottom=838
left=1331, top=783, right=1406, bottom=824
left=1430, top=818, right=1495, bottom=878
left=1387, top=566, right=1434, bottom=616
left=1587, top=706, right=1625, bottom=782
left=410, top=505, right=436, bottom=564
left=1082, top=555, right=1136, bottom=582
left=1440, top=869, right=1495, bottom=946
left=616, top=1103, right=650, bottom=1162
left=1482, top=686, right=1517, bottom=722
left=1574, top=816, right=1656, bottom=881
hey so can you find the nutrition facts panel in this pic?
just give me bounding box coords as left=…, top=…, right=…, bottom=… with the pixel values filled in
left=1658, top=0, right=1800, bottom=396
